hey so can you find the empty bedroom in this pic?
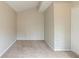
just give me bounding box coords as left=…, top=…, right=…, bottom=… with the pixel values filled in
left=0, top=1, right=79, bottom=58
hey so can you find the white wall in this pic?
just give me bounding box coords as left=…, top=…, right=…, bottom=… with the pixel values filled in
left=17, top=8, right=44, bottom=40
left=44, top=2, right=71, bottom=51
left=54, top=2, right=71, bottom=51
left=71, top=3, right=79, bottom=55
left=44, top=3, right=54, bottom=49
left=0, top=2, right=17, bottom=56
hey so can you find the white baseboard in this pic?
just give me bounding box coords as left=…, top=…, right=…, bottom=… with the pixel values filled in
left=17, top=39, right=44, bottom=40
left=17, top=35, right=44, bottom=40
left=54, top=49, right=71, bottom=51
left=0, top=40, right=16, bottom=57
left=17, top=37, right=44, bottom=40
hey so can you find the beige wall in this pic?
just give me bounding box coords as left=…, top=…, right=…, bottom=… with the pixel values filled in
left=17, top=8, right=44, bottom=40
left=44, top=3, right=54, bottom=48
left=0, top=2, right=17, bottom=56
left=54, top=2, right=71, bottom=51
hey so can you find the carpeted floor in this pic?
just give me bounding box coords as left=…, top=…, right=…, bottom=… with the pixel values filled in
left=1, top=40, right=79, bottom=58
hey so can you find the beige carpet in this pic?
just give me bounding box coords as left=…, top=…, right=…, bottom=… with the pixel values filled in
left=1, top=40, right=79, bottom=58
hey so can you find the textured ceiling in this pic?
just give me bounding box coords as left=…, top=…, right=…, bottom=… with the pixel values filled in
left=5, top=1, right=39, bottom=12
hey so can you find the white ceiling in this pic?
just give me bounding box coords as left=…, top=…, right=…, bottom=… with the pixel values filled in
left=5, top=1, right=39, bottom=12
